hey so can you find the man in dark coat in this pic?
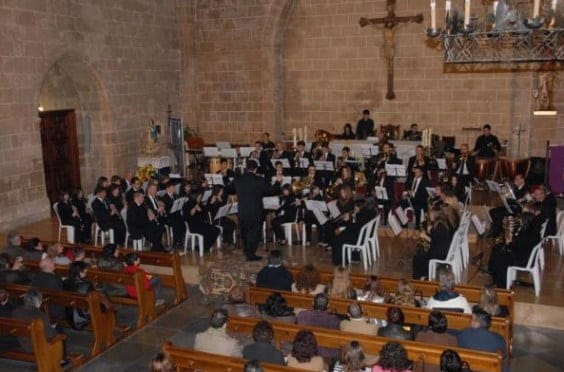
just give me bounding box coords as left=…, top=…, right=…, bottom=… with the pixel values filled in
left=256, top=250, right=292, bottom=291
left=91, top=187, right=126, bottom=246
left=127, top=191, right=166, bottom=252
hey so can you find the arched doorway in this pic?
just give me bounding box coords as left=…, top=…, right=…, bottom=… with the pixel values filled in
left=37, top=53, right=112, bottom=196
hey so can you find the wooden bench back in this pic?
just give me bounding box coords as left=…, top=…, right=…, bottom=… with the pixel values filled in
left=227, top=316, right=503, bottom=372
left=22, top=259, right=155, bottom=328
left=247, top=287, right=510, bottom=354
left=22, top=237, right=188, bottom=305
left=0, top=316, right=64, bottom=372
left=1, top=284, right=116, bottom=356
left=162, top=342, right=303, bottom=371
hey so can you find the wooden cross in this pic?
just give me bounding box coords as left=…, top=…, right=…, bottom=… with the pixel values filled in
left=360, top=0, right=423, bottom=100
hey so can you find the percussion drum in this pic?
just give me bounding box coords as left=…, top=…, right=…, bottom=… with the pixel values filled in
left=208, top=157, right=221, bottom=173
left=474, top=158, right=497, bottom=182
left=499, top=157, right=531, bottom=181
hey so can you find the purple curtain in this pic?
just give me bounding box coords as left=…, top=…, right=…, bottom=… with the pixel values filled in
left=548, top=145, right=564, bottom=194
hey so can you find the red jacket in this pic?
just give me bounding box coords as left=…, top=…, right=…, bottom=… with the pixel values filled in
left=123, top=264, right=151, bottom=298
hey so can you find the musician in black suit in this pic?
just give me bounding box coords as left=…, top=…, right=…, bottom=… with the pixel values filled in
left=472, top=124, right=501, bottom=158
left=412, top=207, right=452, bottom=280
left=145, top=183, right=166, bottom=225
left=56, top=191, right=91, bottom=244
left=526, top=185, right=557, bottom=237
left=403, top=167, right=431, bottom=229
left=125, top=177, right=144, bottom=207
left=406, top=145, right=430, bottom=185
left=300, top=185, right=324, bottom=245
left=402, top=123, right=422, bottom=141
left=356, top=109, right=374, bottom=140
left=234, top=160, right=272, bottom=261
left=271, top=185, right=298, bottom=245
left=206, top=185, right=236, bottom=247
left=373, top=143, right=401, bottom=171
left=318, top=142, right=336, bottom=188
left=217, top=158, right=236, bottom=186
left=372, top=169, right=395, bottom=223
left=489, top=174, right=529, bottom=237
left=91, top=187, right=126, bottom=246
left=161, top=182, right=186, bottom=247
left=293, top=141, right=311, bottom=177
left=452, top=144, right=475, bottom=187
left=182, top=189, right=220, bottom=252
left=127, top=191, right=165, bottom=252
left=261, top=132, right=275, bottom=150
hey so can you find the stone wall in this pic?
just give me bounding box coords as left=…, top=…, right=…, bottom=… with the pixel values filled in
left=0, top=0, right=180, bottom=231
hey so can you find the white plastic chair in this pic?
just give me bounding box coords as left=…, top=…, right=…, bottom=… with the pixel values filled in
left=538, top=220, right=548, bottom=270
left=94, top=223, right=114, bottom=246
left=274, top=212, right=300, bottom=247
left=302, top=223, right=317, bottom=247
left=506, top=242, right=542, bottom=296
left=428, top=231, right=464, bottom=283
left=458, top=212, right=472, bottom=268
left=545, top=210, right=564, bottom=255
left=342, top=218, right=375, bottom=271
left=53, top=202, right=75, bottom=244
left=121, top=208, right=144, bottom=251
left=366, top=215, right=381, bottom=262
left=183, top=222, right=204, bottom=257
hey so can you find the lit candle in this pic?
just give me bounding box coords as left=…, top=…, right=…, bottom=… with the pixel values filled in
left=299, top=128, right=303, bottom=141
left=430, top=0, right=437, bottom=30
left=293, top=128, right=297, bottom=147
left=464, top=0, right=471, bottom=27
left=533, top=0, right=540, bottom=17
left=446, top=0, right=451, bottom=12
left=493, top=0, right=498, bottom=14
left=552, top=0, right=557, bottom=11
left=304, top=126, right=307, bottom=143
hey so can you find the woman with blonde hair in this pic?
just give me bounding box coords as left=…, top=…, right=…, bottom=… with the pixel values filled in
left=390, top=279, right=416, bottom=307
left=292, top=264, right=325, bottom=295
left=480, top=286, right=508, bottom=317
left=329, top=266, right=355, bottom=299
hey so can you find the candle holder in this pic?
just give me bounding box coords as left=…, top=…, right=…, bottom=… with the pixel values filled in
left=426, top=27, right=443, bottom=38
left=524, top=16, right=544, bottom=29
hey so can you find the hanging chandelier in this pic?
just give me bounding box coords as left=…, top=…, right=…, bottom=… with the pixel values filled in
left=426, top=0, right=564, bottom=64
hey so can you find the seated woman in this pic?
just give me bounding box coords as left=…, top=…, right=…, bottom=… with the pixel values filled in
left=412, top=207, right=451, bottom=280
left=57, top=191, right=91, bottom=244
left=332, top=341, right=373, bottom=372
left=299, top=185, right=324, bottom=245
left=106, top=184, right=125, bottom=214
left=333, top=165, right=356, bottom=191
left=358, top=275, right=386, bottom=303
left=479, top=286, right=509, bottom=317
left=372, top=342, right=412, bottom=372
left=319, top=185, right=355, bottom=248
left=377, top=307, right=414, bottom=341
left=341, top=123, right=356, bottom=140
left=390, top=279, right=417, bottom=307
left=71, top=187, right=93, bottom=231
left=286, top=330, right=324, bottom=371
left=425, top=270, right=471, bottom=314
left=182, top=189, right=220, bottom=251
left=271, top=184, right=298, bottom=245
left=328, top=266, right=355, bottom=299
left=258, top=292, right=296, bottom=324
left=292, top=264, right=325, bottom=295
left=331, top=198, right=377, bottom=266
left=206, top=185, right=236, bottom=247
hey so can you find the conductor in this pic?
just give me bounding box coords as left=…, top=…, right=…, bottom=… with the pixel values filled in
left=234, top=160, right=271, bottom=261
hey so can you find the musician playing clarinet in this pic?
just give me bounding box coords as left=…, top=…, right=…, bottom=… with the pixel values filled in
left=127, top=191, right=166, bottom=252
left=161, top=182, right=186, bottom=247
left=293, top=140, right=311, bottom=177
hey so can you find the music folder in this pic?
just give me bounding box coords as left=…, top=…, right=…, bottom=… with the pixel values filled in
left=314, top=161, right=334, bottom=171
left=203, top=147, right=220, bottom=157
left=388, top=211, right=402, bottom=236
left=271, top=176, right=292, bottom=186
left=327, top=200, right=341, bottom=219
left=170, top=197, right=187, bottom=214
left=425, top=187, right=436, bottom=197
left=220, top=148, right=237, bottom=158
left=214, top=204, right=230, bottom=220
left=436, top=158, right=447, bottom=170
left=486, top=180, right=501, bottom=193
left=471, top=214, right=486, bottom=236
left=201, top=189, right=212, bottom=204
left=271, top=158, right=291, bottom=168
left=305, top=200, right=328, bottom=212
left=385, top=164, right=406, bottom=177
left=229, top=202, right=238, bottom=215
left=239, top=147, right=254, bottom=157
left=394, top=206, right=409, bottom=226
left=374, top=186, right=388, bottom=201
left=204, top=173, right=224, bottom=186
left=262, top=196, right=280, bottom=210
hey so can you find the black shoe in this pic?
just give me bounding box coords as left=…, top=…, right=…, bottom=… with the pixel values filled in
left=246, top=255, right=262, bottom=261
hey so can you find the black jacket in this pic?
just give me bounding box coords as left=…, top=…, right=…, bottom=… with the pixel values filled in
left=127, top=202, right=151, bottom=237
left=242, top=342, right=285, bottom=366
left=92, top=197, right=112, bottom=230
left=377, top=324, right=414, bottom=341
left=256, top=265, right=293, bottom=292
left=234, top=172, right=271, bottom=221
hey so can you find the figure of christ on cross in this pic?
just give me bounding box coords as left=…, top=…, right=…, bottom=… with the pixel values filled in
left=360, top=0, right=423, bottom=100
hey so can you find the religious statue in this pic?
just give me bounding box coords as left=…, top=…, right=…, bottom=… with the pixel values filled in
left=359, top=0, right=423, bottom=100
left=142, top=118, right=163, bottom=155
left=534, top=71, right=558, bottom=111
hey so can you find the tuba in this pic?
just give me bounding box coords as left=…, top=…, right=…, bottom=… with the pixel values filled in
left=314, top=129, right=334, bottom=144
left=292, top=176, right=313, bottom=195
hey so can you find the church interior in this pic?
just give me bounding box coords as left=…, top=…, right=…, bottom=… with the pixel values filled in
left=0, top=0, right=562, bottom=371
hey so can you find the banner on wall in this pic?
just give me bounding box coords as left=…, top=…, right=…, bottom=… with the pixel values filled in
left=548, top=145, right=564, bottom=195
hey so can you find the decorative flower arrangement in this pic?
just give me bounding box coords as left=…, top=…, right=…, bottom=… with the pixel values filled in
left=136, top=164, right=157, bottom=181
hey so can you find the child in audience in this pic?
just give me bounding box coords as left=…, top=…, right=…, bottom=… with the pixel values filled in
left=124, top=253, right=164, bottom=306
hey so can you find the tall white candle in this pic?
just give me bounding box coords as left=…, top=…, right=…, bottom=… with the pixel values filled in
left=298, top=128, right=303, bottom=141
left=293, top=128, right=297, bottom=147
left=464, top=0, right=471, bottom=27
left=304, top=126, right=307, bottom=143
left=533, top=0, right=540, bottom=17
left=430, top=0, right=437, bottom=30
left=493, top=0, right=498, bottom=14
left=445, top=0, right=451, bottom=12
left=551, top=0, right=557, bottom=11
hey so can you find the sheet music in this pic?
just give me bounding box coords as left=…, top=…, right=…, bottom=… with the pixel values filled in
left=425, top=187, right=436, bottom=197
left=220, top=148, right=237, bottom=158
left=394, top=207, right=409, bottom=226
left=239, top=147, right=254, bottom=157
left=305, top=200, right=328, bottom=212
left=436, top=158, right=447, bottom=170
left=314, top=161, right=334, bottom=171
left=270, top=158, right=291, bottom=168
left=271, top=176, right=292, bottom=186
left=366, top=136, right=379, bottom=143
left=486, top=180, right=501, bottom=193
left=503, top=182, right=516, bottom=200
left=262, top=196, right=280, bottom=210
left=214, top=204, right=230, bottom=220
left=203, top=147, right=220, bottom=157
left=204, top=173, right=224, bottom=186
left=171, top=197, right=187, bottom=214
left=471, top=214, right=486, bottom=235
left=216, top=141, right=231, bottom=149
left=311, top=207, right=328, bottom=225
left=169, top=173, right=181, bottom=178
left=228, top=202, right=238, bottom=215
left=388, top=211, right=402, bottom=236
left=385, top=164, right=406, bottom=177
left=374, top=186, right=388, bottom=200
left=299, top=158, right=310, bottom=168
left=201, top=189, right=212, bottom=204
left=327, top=200, right=341, bottom=219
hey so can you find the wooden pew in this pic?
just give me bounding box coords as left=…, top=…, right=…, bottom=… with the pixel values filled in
left=162, top=342, right=303, bottom=371
left=227, top=316, right=503, bottom=372
left=0, top=317, right=65, bottom=372
left=22, top=237, right=188, bottom=305
left=1, top=284, right=116, bottom=356
left=22, top=259, right=156, bottom=329
left=247, top=287, right=511, bottom=356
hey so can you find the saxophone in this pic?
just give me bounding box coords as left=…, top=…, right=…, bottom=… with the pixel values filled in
left=495, top=215, right=522, bottom=251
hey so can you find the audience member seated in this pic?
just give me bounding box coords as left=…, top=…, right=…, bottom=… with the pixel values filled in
left=0, top=255, right=30, bottom=285
left=372, top=342, right=412, bottom=372
left=30, top=257, right=66, bottom=321
left=255, top=250, right=292, bottom=292
left=63, top=261, right=113, bottom=330
left=480, top=286, right=509, bottom=317
left=0, top=289, right=19, bottom=352
left=415, top=311, right=458, bottom=347
left=2, top=231, right=25, bottom=261
left=333, top=341, right=373, bottom=372
left=389, top=279, right=417, bottom=307
left=440, top=349, right=467, bottom=372
left=22, top=237, right=44, bottom=261
left=456, top=306, right=506, bottom=358
left=286, top=330, right=324, bottom=371
left=124, top=253, right=164, bottom=306
left=244, top=360, right=263, bottom=372
left=98, top=244, right=124, bottom=271
left=258, top=292, right=296, bottom=324
left=242, top=320, right=285, bottom=365
left=297, top=293, right=340, bottom=359
left=150, top=351, right=174, bottom=372
left=12, top=288, right=70, bottom=366
left=340, top=302, right=378, bottom=336
left=45, top=243, right=71, bottom=266
left=377, top=307, right=414, bottom=341
left=194, top=308, right=242, bottom=358
left=328, top=266, right=355, bottom=299
left=358, top=275, right=386, bottom=303
left=221, top=286, right=260, bottom=318
left=425, top=270, right=471, bottom=314
left=292, top=264, right=325, bottom=295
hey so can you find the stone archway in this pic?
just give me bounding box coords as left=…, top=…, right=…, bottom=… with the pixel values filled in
left=37, top=53, right=112, bottom=191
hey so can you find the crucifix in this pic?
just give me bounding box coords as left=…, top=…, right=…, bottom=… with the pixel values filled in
left=360, top=0, right=423, bottom=100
